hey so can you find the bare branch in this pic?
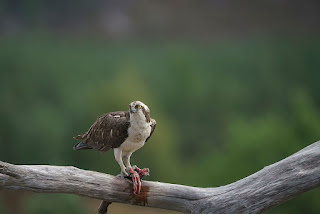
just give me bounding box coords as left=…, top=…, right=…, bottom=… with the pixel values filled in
left=1, top=141, right=319, bottom=214
left=97, top=201, right=112, bottom=214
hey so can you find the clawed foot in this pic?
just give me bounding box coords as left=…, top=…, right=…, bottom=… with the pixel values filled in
left=117, top=170, right=129, bottom=178
left=126, top=166, right=149, bottom=195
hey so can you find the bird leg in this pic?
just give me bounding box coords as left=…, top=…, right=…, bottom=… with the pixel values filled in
left=114, top=148, right=129, bottom=177
left=121, top=152, right=149, bottom=194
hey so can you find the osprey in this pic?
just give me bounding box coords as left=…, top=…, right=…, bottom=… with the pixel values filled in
left=73, top=101, right=156, bottom=194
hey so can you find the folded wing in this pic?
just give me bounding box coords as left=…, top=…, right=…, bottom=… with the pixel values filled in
left=73, top=111, right=130, bottom=152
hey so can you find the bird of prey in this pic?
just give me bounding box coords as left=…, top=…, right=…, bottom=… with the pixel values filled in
left=73, top=101, right=156, bottom=194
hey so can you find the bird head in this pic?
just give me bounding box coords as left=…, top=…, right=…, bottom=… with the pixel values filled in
left=129, top=101, right=151, bottom=122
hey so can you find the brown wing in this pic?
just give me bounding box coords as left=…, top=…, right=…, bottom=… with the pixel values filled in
left=74, top=111, right=130, bottom=152
left=145, top=118, right=156, bottom=143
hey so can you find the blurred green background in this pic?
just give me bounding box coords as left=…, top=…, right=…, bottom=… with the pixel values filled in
left=0, top=1, right=319, bottom=214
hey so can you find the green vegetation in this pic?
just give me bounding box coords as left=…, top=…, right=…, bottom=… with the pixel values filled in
left=0, top=34, right=319, bottom=213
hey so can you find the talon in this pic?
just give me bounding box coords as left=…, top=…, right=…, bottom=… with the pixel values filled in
left=122, top=170, right=129, bottom=177
left=117, top=174, right=124, bottom=178
left=132, top=165, right=138, bottom=169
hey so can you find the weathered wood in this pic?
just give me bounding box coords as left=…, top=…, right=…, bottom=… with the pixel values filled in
left=0, top=141, right=319, bottom=214
left=98, top=200, right=112, bottom=214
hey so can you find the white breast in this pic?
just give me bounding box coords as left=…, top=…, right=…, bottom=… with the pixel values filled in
left=128, top=120, right=151, bottom=141
left=120, top=111, right=151, bottom=153
left=120, top=124, right=151, bottom=153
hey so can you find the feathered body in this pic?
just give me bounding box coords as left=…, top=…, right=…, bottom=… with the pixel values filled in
left=74, top=101, right=156, bottom=176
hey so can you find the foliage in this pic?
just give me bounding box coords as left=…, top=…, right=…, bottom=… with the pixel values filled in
left=0, top=34, right=319, bottom=213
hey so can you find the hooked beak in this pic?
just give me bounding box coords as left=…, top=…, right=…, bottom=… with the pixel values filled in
left=130, top=106, right=136, bottom=114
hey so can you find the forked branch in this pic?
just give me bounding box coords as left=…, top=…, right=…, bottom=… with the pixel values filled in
left=1, top=141, right=320, bottom=213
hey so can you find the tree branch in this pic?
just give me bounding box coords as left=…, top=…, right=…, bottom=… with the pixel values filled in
left=1, top=141, right=320, bottom=214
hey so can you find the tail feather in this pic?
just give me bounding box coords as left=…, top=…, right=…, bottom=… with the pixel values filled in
left=73, top=142, right=92, bottom=150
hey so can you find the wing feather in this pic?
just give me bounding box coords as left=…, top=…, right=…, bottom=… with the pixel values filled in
left=145, top=118, right=156, bottom=143
left=74, top=111, right=130, bottom=152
